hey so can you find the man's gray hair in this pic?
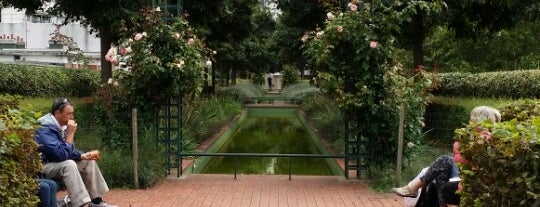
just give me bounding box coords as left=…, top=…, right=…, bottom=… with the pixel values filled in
left=470, top=106, right=501, bottom=123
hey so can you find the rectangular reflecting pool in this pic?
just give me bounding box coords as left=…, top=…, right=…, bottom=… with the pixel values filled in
left=195, top=108, right=340, bottom=175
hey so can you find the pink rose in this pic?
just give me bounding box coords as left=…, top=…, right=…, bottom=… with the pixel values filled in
left=326, top=12, right=335, bottom=21
left=348, top=3, right=358, bottom=12
left=120, top=47, right=129, bottom=56
left=110, top=57, right=119, bottom=66
left=134, top=33, right=143, bottom=41
left=370, top=41, right=378, bottom=49
left=480, top=131, right=492, bottom=141
left=337, top=26, right=343, bottom=33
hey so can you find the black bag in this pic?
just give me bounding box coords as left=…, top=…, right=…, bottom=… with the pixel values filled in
left=415, top=182, right=438, bottom=207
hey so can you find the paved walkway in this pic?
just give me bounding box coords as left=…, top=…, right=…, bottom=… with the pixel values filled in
left=96, top=174, right=403, bottom=207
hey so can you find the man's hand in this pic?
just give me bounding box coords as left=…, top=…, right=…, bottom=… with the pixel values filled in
left=67, top=120, right=78, bottom=133
left=65, top=120, right=77, bottom=143
left=81, top=150, right=100, bottom=160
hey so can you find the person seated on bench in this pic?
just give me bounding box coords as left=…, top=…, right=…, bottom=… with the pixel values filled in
left=393, top=106, right=501, bottom=207
left=34, top=98, right=116, bottom=207
left=38, top=178, right=58, bottom=207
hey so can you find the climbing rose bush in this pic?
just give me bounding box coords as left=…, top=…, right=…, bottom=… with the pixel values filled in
left=103, top=7, right=213, bottom=109
left=302, top=1, right=438, bottom=164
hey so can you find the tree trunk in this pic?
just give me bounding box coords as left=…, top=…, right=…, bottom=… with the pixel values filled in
left=231, top=64, right=237, bottom=85
left=211, top=62, right=216, bottom=94
left=412, top=12, right=425, bottom=70
left=100, top=26, right=113, bottom=83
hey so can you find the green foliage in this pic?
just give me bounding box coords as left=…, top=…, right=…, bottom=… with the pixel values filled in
left=456, top=119, right=540, bottom=206
left=301, top=93, right=343, bottom=152
left=426, top=22, right=540, bottom=72
left=499, top=99, right=540, bottom=122
left=0, top=64, right=100, bottom=97
left=423, top=103, right=468, bottom=144
left=218, top=82, right=265, bottom=103
left=99, top=129, right=165, bottom=188
left=303, top=6, right=435, bottom=165
left=434, top=70, right=540, bottom=98
left=0, top=95, right=42, bottom=207
left=281, top=65, right=301, bottom=87
left=110, top=9, right=209, bottom=110
left=280, top=83, right=319, bottom=104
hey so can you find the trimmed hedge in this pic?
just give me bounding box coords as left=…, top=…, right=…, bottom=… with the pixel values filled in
left=434, top=70, right=540, bottom=98
left=0, top=63, right=100, bottom=97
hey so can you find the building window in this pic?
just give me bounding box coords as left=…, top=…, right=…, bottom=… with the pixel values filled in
left=29, top=14, right=51, bottom=23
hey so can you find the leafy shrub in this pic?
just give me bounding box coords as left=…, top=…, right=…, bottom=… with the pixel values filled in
left=301, top=93, right=344, bottom=152
left=499, top=99, right=540, bottom=122
left=281, top=65, right=301, bottom=87
left=0, top=95, right=42, bottom=207
left=99, top=129, right=165, bottom=188
left=434, top=70, right=540, bottom=98
left=0, top=63, right=99, bottom=97
left=280, top=83, right=319, bottom=104
left=217, top=82, right=265, bottom=103
left=456, top=119, right=540, bottom=206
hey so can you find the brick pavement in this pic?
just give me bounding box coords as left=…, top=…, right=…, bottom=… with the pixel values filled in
left=96, top=174, right=403, bottom=207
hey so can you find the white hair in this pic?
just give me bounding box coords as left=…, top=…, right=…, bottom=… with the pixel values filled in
left=470, top=106, right=501, bottom=123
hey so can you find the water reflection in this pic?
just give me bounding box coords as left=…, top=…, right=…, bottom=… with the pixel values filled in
left=201, top=117, right=333, bottom=175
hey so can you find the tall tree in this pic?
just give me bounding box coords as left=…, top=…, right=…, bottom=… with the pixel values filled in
left=399, top=0, right=540, bottom=70
left=1, top=0, right=152, bottom=83
left=273, top=0, right=339, bottom=69
left=184, top=0, right=258, bottom=87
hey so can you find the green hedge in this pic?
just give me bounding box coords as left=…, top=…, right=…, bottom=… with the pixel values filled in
left=456, top=100, right=540, bottom=206
left=0, top=63, right=100, bottom=97
left=434, top=70, right=540, bottom=98
left=423, top=103, right=468, bottom=144
left=0, top=94, right=42, bottom=207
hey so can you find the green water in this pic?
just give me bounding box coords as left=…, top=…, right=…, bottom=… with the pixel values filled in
left=201, top=112, right=334, bottom=175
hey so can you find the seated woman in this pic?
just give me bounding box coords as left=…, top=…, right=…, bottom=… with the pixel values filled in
left=392, top=106, right=501, bottom=207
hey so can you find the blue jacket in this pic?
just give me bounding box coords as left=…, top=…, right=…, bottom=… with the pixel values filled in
left=34, top=113, right=82, bottom=163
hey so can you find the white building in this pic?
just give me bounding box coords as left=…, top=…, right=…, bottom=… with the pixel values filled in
left=0, top=6, right=101, bottom=69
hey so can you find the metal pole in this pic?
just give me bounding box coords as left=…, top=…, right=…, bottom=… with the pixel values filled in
left=289, top=156, right=292, bottom=181
left=234, top=156, right=237, bottom=180
left=395, top=104, right=405, bottom=187
left=132, top=108, right=139, bottom=189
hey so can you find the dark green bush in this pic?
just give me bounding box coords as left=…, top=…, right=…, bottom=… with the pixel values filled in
left=0, top=63, right=99, bottom=97
left=0, top=95, right=42, bottom=207
left=434, top=70, right=540, bottom=98
left=423, top=103, right=468, bottom=144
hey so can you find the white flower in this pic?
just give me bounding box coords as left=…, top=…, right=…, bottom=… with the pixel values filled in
left=155, top=7, right=161, bottom=12
left=407, top=142, right=416, bottom=148
left=316, top=31, right=324, bottom=39
left=206, top=60, right=212, bottom=67
left=187, top=38, right=195, bottom=45
left=173, top=33, right=181, bottom=40
left=142, top=32, right=147, bottom=37
left=326, top=12, right=335, bottom=21
left=212, top=50, right=217, bottom=55
left=113, top=81, right=119, bottom=87
left=134, top=33, right=143, bottom=41
left=107, top=78, right=114, bottom=84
